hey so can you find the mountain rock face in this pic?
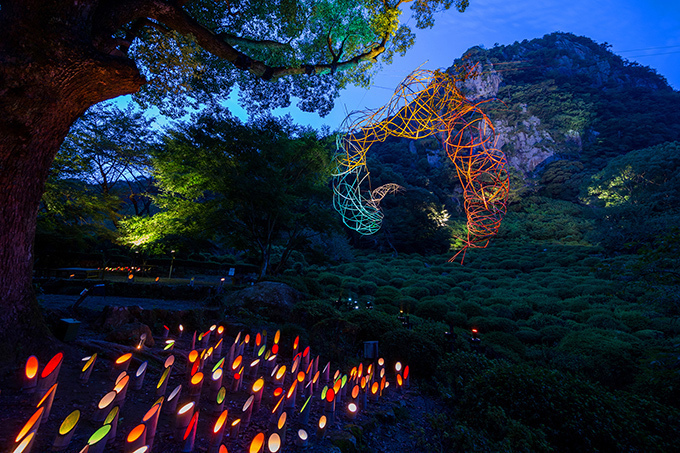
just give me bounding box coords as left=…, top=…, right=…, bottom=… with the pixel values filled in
left=446, top=32, right=680, bottom=177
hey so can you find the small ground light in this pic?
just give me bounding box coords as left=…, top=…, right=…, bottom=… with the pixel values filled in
left=347, top=402, right=359, bottom=420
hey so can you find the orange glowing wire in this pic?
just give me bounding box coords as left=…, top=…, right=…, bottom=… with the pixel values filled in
left=333, top=67, right=508, bottom=261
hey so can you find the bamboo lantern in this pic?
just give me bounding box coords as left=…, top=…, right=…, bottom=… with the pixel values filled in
left=179, top=324, right=184, bottom=338
left=210, top=409, right=229, bottom=450
left=80, top=354, right=97, bottom=384
left=249, top=358, right=260, bottom=379
left=22, top=356, right=39, bottom=393
left=10, top=431, right=35, bottom=453
left=142, top=400, right=163, bottom=448
left=15, top=407, right=44, bottom=446
left=125, top=424, right=146, bottom=453
left=166, top=384, right=182, bottom=414
left=214, top=338, right=224, bottom=359
left=231, top=368, right=242, bottom=393
left=396, top=373, right=403, bottom=393
left=284, top=380, right=297, bottom=410
left=325, top=388, right=336, bottom=423
left=322, top=362, right=330, bottom=384
left=267, top=433, right=281, bottom=453
left=370, top=381, right=379, bottom=402
left=296, top=428, right=309, bottom=447
left=249, top=432, right=265, bottom=453
left=93, top=391, right=116, bottom=422
left=213, top=386, right=227, bottom=415
left=182, top=411, right=199, bottom=453
left=36, top=352, right=63, bottom=399
left=103, top=405, right=120, bottom=444
left=218, top=445, right=228, bottom=453
left=270, top=395, right=285, bottom=423
left=131, top=446, right=149, bottom=453
left=404, top=365, right=410, bottom=388
left=52, top=409, right=80, bottom=451
left=136, top=333, right=147, bottom=351
left=273, top=364, right=287, bottom=388
left=36, top=382, right=57, bottom=421
left=292, top=335, right=300, bottom=356
left=113, top=373, right=130, bottom=407
left=156, top=367, right=171, bottom=396
left=175, top=401, right=195, bottom=437
left=210, top=368, right=224, bottom=399
left=229, top=418, right=241, bottom=439
left=191, top=330, right=197, bottom=350
left=164, top=339, right=175, bottom=351
left=316, top=415, right=327, bottom=440
left=242, top=394, right=255, bottom=427
left=86, top=423, right=112, bottom=453
left=189, top=371, right=204, bottom=400
left=299, top=395, right=312, bottom=426
left=111, top=353, right=132, bottom=380
left=302, top=346, right=311, bottom=370
left=274, top=411, right=287, bottom=446
left=162, top=324, right=170, bottom=339
left=347, top=402, right=359, bottom=420
left=252, top=377, right=265, bottom=412
left=133, top=361, right=148, bottom=391
left=186, top=350, right=199, bottom=377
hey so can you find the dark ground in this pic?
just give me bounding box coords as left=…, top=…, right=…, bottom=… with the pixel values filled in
left=0, top=293, right=437, bottom=453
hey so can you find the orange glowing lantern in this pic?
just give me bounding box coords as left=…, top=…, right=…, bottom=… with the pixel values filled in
left=15, top=406, right=44, bottom=444
left=111, top=353, right=132, bottom=380
left=249, top=432, right=265, bottom=453
left=316, top=415, right=327, bottom=439
left=209, top=409, right=229, bottom=448
left=142, top=401, right=162, bottom=447
left=229, top=418, right=241, bottom=439
left=22, top=356, right=39, bottom=392
left=11, top=431, right=35, bottom=453
left=125, top=423, right=147, bottom=452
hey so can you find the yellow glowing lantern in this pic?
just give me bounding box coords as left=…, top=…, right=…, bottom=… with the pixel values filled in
left=274, top=329, right=281, bottom=344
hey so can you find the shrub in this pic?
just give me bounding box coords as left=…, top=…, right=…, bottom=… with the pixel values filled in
left=403, top=285, right=430, bottom=300
left=415, top=300, right=451, bottom=321
left=374, top=285, right=402, bottom=305
left=381, top=328, right=443, bottom=377
left=318, top=272, right=343, bottom=287
left=445, top=311, right=468, bottom=329
left=291, top=300, right=340, bottom=328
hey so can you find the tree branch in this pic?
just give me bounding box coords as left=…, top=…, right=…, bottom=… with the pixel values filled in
left=140, top=0, right=389, bottom=81
left=216, top=33, right=292, bottom=51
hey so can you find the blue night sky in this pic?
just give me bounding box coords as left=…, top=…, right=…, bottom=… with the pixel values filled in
left=265, top=0, right=680, bottom=131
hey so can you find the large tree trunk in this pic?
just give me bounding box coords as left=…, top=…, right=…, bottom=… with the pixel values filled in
left=0, top=1, right=144, bottom=361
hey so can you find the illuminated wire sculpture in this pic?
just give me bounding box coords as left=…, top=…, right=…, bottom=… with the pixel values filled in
left=332, top=67, right=509, bottom=261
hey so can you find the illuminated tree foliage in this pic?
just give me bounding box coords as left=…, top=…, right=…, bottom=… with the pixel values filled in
left=122, top=109, right=335, bottom=278
left=0, top=0, right=469, bottom=354
left=333, top=68, right=509, bottom=261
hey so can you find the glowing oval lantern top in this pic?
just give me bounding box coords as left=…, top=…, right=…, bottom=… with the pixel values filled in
left=395, top=361, right=402, bottom=373
left=232, top=355, right=243, bottom=371
left=164, top=355, right=175, bottom=368
left=297, top=371, right=305, bottom=383
left=244, top=334, right=250, bottom=344
left=252, top=377, right=265, bottom=393
left=275, top=366, right=286, bottom=380
left=169, top=384, right=182, bottom=402
left=81, top=354, right=97, bottom=372
left=371, top=382, right=379, bottom=395
left=218, top=325, right=225, bottom=335
left=157, top=368, right=170, bottom=389
left=286, top=380, right=297, bottom=398
left=131, top=447, right=149, bottom=453
left=212, top=368, right=223, bottom=381
left=333, top=378, right=342, bottom=394
left=142, top=402, right=161, bottom=423
left=136, top=361, right=148, bottom=378
left=293, top=335, right=300, bottom=350
left=318, top=415, right=327, bottom=429
left=37, top=382, right=58, bottom=407
left=114, top=374, right=130, bottom=393
left=115, top=353, right=132, bottom=366
left=217, top=386, right=227, bottom=404
left=104, top=406, right=119, bottom=425
left=397, top=374, right=403, bottom=386
left=127, top=424, right=146, bottom=443
left=272, top=344, right=279, bottom=355
left=98, top=391, right=117, bottom=409
left=243, top=394, right=254, bottom=411
left=191, top=371, right=204, bottom=386
left=11, top=431, right=35, bottom=453
left=352, top=384, right=360, bottom=399
left=273, top=387, right=284, bottom=398
left=213, top=357, right=225, bottom=372
left=178, top=401, right=195, bottom=416
left=219, top=445, right=228, bottom=453
left=88, top=424, right=111, bottom=445
left=188, top=350, right=199, bottom=363
left=249, top=432, right=265, bottom=453
left=274, top=329, right=281, bottom=344
left=41, top=352, right=64, bottom=378
left=348, top=402, right=358, bottom=412
left=15, top=406, right=44, bottom=443
left=378, top=358, right=384, bottom=367
left=298, top=429, right=308, bottom=441
left=214, top=409, right=229, bottom=433
left=59, top=409, right=81, bottom=435
left=404, top=365, right=409, bottom=380
left=277, top=412, right=287, bottom=430
left=255, top=332, right=262, bottom=346
left=326, top=388, right=335, bottom=403
left=268, top=432, right=281, bottom=452
left=25, top=356, right=39, bottom=379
